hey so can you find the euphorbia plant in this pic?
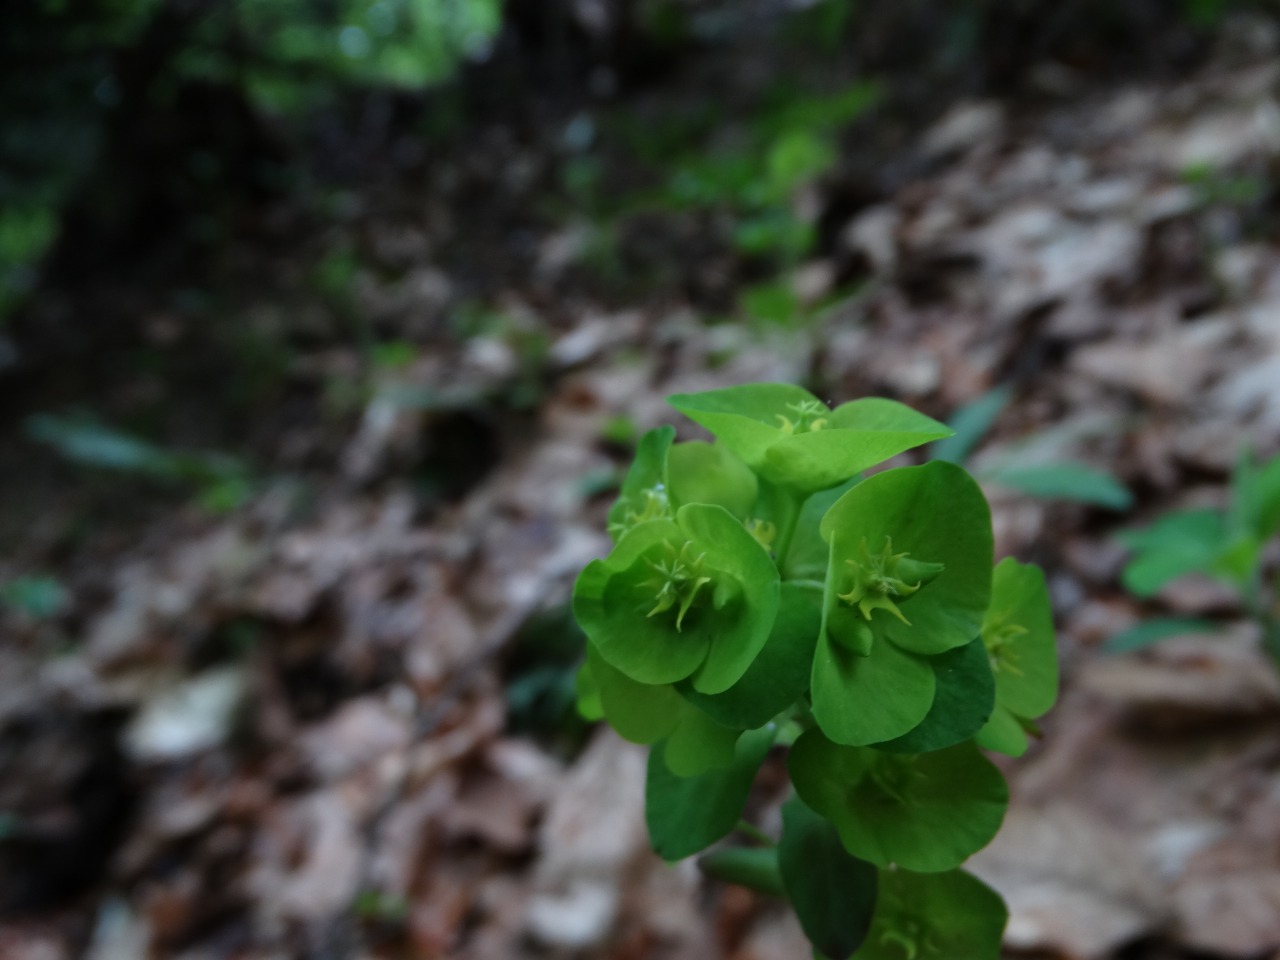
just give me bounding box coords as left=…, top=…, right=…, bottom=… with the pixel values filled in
left=573, top=383, right=1059, bottom=959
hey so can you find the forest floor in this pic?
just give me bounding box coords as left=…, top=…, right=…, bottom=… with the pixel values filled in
left=3, top=12, right=1280, bottom=960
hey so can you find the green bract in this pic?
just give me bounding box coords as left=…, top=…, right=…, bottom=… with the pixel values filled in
left=574, top=502, right=781, bottom=694
left=852, top=869, right=1007, bottom=959
left=607, top=425, right=674, bottom=541
left=975, top=558, right=1058, bottom=757
left=812, top=462, right=993, bottom=745
left=789, top=729, right=1007, bottom=872
left=571, top=384, right=1058, bottom=960
left=668, top=383, right=952, bottom=493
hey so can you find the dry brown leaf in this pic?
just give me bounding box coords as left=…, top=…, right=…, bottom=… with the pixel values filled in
left=968, top=804, right=1164, bottom=959
left=1078, top=629, right=1280, bottom=725
left=525, top=728, right=648, bottom=950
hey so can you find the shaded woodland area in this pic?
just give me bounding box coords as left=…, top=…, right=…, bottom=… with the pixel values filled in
left=4, top=1, right=1280, bottom=957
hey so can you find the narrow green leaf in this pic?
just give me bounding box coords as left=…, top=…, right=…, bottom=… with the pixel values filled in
left=0, top=576, right=69, bottom=619
left=852, top=869, right=1006, bottom=960
left=1104, top=617, right=1220, bottom=654
left=646, top=725, right=776, bottom=861
left=988, top=461, right=1132, bottom=509
left=876, top=635, right=994, bottom=754
left=929, top=386, right=1011, bottom=465
left=779, top=798, right=878, bottom=960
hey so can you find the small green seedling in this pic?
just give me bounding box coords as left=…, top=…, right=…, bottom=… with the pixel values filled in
left=931, top=386, right=1132, bottom=510
left=573, top=383, right=1060, bottom=959
left=1110, top=448, right=1280, bottom=666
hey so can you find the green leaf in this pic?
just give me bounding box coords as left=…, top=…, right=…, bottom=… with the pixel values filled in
left=25, top=414, right=246, bottom=485
left=698, top=846, right=785, bottom=897
left=1253, top=455, right=1280, bottom=539
left=852, top=869, right=1006, bottom=960
left=974, top=705, right=1028, bottom=756
left=663, top=707, right=743, bottom=777
left=742, top=280, right=802, bottom=326
left=646, top=725, right=776, bottom=861
left=810, top=627, right=935, bottom=746
left=779, top=797, right=878, bottom=960
left=1228, top=448, right=1280, bottom=541
left=583, top=645, right=683, bottom=743
left=1119, top=508, right=1226, bottom=596
left=821, top=462, right=994, bottom=657
left=680, top=581, right=821, bottom=729
left=983, top=558, right=1058, bottom=720
left=929, top=386, right=1011, bottom=465
left=1104, top=617, right=1221, bottom=654
left=1213, top=534, right=1261, bottom=587
left=667, top=441, right=759, bottom=518
left=767, top=129, right=837, bottom=194
left=789, top=730, right=1008, bottom=872
left=1, top=576, right=69, bottom=619
left=574, top=659, right=603, bottom=722
left=987, top=461, right=1132, bottom=509
left=876, top=635, right=994, bottom=754
left=607, top=425, right=674, bottom=541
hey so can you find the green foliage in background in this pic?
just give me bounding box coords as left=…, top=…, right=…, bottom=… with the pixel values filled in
left=572, top=382, right=1060, bottom=959
left=1110, top=448, right=1280, bottom=665
left=0, top=0, right=160, bottom=322
left=173, top=0, right=502, bottom=113
left=25, top=412, right=254, bottom=513
left=563, top=75, right=879, bottom=309
left=931, top=385, right=1133, bottom=510
left=1, top=576, right=71, bottom=620
left=0, top=0, right=500, bottom=323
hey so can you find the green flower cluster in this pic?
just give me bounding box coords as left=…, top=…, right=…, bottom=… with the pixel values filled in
left=572, top=384, right=1060, bottom=959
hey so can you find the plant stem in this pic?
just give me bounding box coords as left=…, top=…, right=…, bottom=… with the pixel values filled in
left=735, top=819, right=776, bottom=847
left=771, top=488, right=803, bottom=572
left=1240, top=575, right=1280, bottom=670
left=1260, top=615, right=1280, bottom=670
